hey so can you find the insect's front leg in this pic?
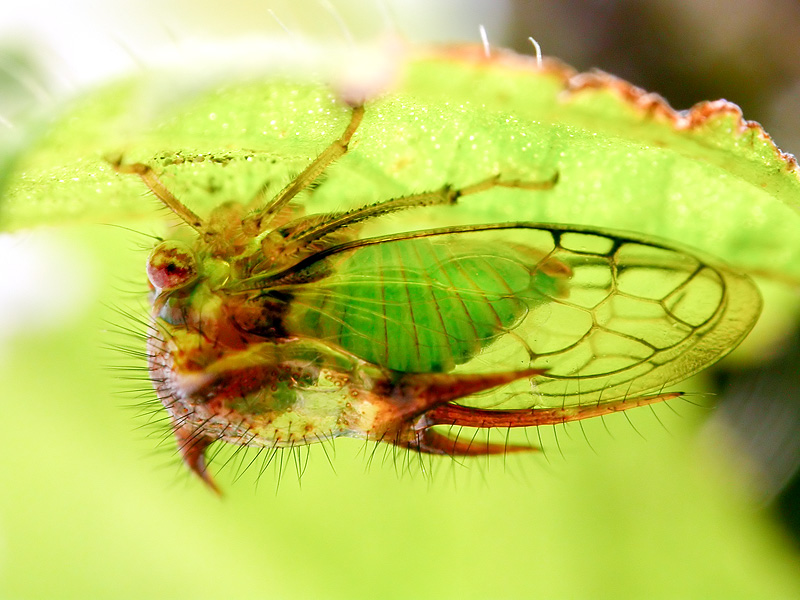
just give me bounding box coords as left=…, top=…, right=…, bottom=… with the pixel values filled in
left=108, top=156, right=206, bottom=231
left=242, top=104, right=365, bottom=234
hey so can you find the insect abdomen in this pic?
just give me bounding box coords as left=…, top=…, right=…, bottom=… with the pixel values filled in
left=285, top=238, right=562, bottom=373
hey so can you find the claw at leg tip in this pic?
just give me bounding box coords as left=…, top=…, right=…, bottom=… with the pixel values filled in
left=174, top=426, right=221, bottom=495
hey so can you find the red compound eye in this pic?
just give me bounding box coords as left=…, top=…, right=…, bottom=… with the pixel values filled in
left=146, top=241, right=198, bottom=291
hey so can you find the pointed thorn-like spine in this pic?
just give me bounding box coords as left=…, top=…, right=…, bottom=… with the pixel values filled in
left=174, top=424, right=221, bottom=495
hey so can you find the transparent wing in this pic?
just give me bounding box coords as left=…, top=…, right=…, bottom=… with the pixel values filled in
left=260, top=224, right=761, bottom=409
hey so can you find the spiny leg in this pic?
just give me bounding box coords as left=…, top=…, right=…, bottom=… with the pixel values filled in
left=282, top=171, right=560, bottom=248
left=243, top=104, right=365, bottom=234
left=385, top=368, right=547, bottom=455
left=411, top=390, right=683, bottom=457
left=427, top=391, right=682, bottom=428
left=107, top=104, right=364, bottom=234
left=412, top=427, right=534, bottom=456
left=108, top=157, right=206, bottom=232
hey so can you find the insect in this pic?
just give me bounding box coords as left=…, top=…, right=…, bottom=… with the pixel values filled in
left=112, top=100, right=762, bottom=491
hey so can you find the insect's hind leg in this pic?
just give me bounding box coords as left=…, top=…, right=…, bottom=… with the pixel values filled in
left=427, top=391, right=682, bottom=430
left=411, top=427, right=536, bottom=456
left=406, top=390, right=681, bottom=457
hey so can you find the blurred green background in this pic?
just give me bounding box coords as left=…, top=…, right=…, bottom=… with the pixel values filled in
left=1, top=1, right=800, bottom=598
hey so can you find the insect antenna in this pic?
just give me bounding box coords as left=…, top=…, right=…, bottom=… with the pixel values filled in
left=101, top=223, right=163, bottom=242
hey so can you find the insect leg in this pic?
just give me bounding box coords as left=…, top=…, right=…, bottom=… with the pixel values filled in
left=404, top=390, right=681, bottom=457
left=427, top=391, right=682, bottom=429
left=108, top=157, right=206, bottom=231
left=383, top=368, right=546, bottom=455
left=411, top=427, right=535, bottom=456
left=284, top=171, right=560, bottom=247
left=244, top=104, right=365, bottom=234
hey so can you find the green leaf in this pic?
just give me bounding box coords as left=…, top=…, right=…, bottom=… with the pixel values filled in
left=4, top=46, right=800, bottom=286
left=2, top=44, right=799, bottom=600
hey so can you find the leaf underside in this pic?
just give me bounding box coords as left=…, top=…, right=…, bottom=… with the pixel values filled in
left=1, top=43, right=795, bottom=411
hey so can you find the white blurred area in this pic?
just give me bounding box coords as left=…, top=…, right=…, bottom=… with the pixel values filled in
left=0, top=0, right=513, bottom=94
left=0, top=232, right=96, bottom=356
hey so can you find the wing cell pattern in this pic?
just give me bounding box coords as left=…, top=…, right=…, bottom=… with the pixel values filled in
left=273, top=225, right=760, bottom=408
